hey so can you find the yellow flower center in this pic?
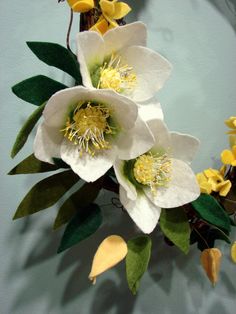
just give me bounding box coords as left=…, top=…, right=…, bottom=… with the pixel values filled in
left=133, top=153, right=172, bottom=193
left=98, top=54, right=137, bottom=94
left=62, top=102, right=115, bottom=156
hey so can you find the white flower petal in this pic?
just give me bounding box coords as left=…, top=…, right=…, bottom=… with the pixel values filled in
left=114, top=159, right=137, bottom=200
left=117, top=115, right=154, bottom=160
left=138, top=100, right=164, bottom=122
left=120, top=186, right=161, bottom=234
left=34, top=123, right=62, bottom=164
left=148, top=119, right=172, bottom=152
left=170, top=132, right=200, bottom=164
left=77, top=31, right=105, bottom=87
left=145, top=159, right=200, bottom=208
left=43, top=86, right=90, bottom=128
left=60, top=139, right=116, bottom=182
left=121, top=46, right=172, bottom=102
left=103, top=22, right=147, bottom=56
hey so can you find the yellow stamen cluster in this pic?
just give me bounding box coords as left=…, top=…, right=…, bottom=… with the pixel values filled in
left=133, top=152, right=172, bottom=194
left=196, top=167, right=231, bottom=197
left=98, top=54, right=137, bottom=94
left=62, top=102, right=114, bottom=156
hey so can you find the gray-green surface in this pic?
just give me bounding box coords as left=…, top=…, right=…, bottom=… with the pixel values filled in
left=0, top=0, right=236, bottom=313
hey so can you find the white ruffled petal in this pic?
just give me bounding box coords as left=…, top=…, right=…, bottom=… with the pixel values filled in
left=114, top=159, right=137, bottom=200
left=103, top=22, right=147, bottom=56
left=138, top=100, right=164, bottom=122
left=170, top=132, right=200, bottom=164
left=121, top=46, right=172, bottom=102
left=120, top=186, right=160, bottom=234
left=60, top=139, right=116, bottom=182
left=145, top=159, right=200, bottom=208
left=77, top=31, right=105, bottom=87
left=117, top=115, right=154, bottom=160
left=34, top=123, right=63, bottom=164
left=148, top=119, right=172, bottom=152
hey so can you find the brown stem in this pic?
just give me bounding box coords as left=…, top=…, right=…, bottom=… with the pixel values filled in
left=66, top=9, right=74, bottom=52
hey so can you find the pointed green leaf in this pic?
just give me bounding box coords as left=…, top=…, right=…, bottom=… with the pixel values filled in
left=53, top=180, right=103, bottom=230
left=160, top=207, right=190, bottom=254
left=126, top=236, right=152, bottom=295
left=192, top=194, right=231, bottom=232
left=13, top=170, right=79, bottom=219
left=57, top=204, right=102, bottom=253
left=27, top=42, right=82, bottom=83
left=12, top=75, right=67, bottom=105
left=8, top=154, right=59, bottom=175
left=11, top=103, right=46, bottom=158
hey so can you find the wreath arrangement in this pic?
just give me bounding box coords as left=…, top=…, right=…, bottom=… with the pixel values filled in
left=9, top=0, right=236, bottom=294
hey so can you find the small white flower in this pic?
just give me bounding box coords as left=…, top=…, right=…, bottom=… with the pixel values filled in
left=34, top=86, right=154, bottom=182
left=114, top=117, right=200, bottom=234
left=77, top=22, right=172, bottom=102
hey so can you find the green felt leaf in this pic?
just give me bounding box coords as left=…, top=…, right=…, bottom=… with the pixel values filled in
left=11, top=103, right=45, bottom=158
left=13, top=170, right=79, bottom=219
left=160, top=207, right=190, bottom=254
left=27, top=42, right=82, bottom=83
left=53, top=180, right=103, bottom=230
left=192, top=194, right=231, bottom=232
left=57, top=203, right=102, bottom=253
left=126, top=236, right=152, bottom=295
left=8, top=154, right=59, bottom=175
left=12, top=75, right=67, bottom=106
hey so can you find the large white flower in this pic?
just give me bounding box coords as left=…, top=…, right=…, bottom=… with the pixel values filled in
left=34, top=86, right=154, bottom=182
left=114, top=118, right=200, bottom=234
left=77, top=22, right=172, bottom=102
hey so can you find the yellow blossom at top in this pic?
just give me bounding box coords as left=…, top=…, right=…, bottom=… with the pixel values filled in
left=90, top=0, right=131, bottom=34
left=225, top=116, right=236, bottom=134
left=221, top=145, right=236, bottom=167
left=196, top=167, right=231, bottom=197
left=67, top=0, right=95, bottom=13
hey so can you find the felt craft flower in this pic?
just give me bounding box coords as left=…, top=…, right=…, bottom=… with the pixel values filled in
left=33, top=86, right=154, bottom=182
left=114, top=117, right=200, bottom=233
left=225, top=116, right=236, bottom=134
left=77, top=22, right=172, bottom=102
left=221, top=146, right=236, bottom=167
left=196, top=167, right=231, bottom=197
left=67, top=0, right=95, bottom=13
left=90, top=0, right=131, bottom=34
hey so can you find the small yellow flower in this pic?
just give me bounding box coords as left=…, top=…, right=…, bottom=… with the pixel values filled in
left=91, top=0, right=131, bottom=34
left=67, top=0, right=95, bottom=13
left=221, top=145, right=236, bottom=167
left=196, top=167, right=231, bottom=197
left=225, top=116, right=236, bottom=134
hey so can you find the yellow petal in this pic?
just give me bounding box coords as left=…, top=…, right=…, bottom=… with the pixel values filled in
left=113, top=2, right=131, bottom=19
left=231, top=242, right=236, bottom=263
left=90, top=17, right=109, bottom=35
left=221, top=149, right=235, bottom=165
left=225, top=116, right=236, bottom=129
left=89, top=235, right=128, bottom=284
left=229, top=135, right=236, bottom=148
left=218, top=180, right=232, bottom=197
left=219, top=165, right=226, bottom=176
left=100, top=0, right=115, bottom=16
left=232, top=145, right=236, bottom=158
left=200, top=248, right=222, bottom=286
left=67, top=0, right=95, bottom=12
left=203, top=168, right=219, bottom=179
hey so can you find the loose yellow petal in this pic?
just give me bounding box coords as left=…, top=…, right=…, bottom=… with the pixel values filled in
left=225, top=116, right=236, bottom=129
left=113, top=2, right=131, bottom=19
left=89, top=235, right=128, bottom=284
left=229, top=135, right=236, bottom=148
left=231, top=242, right=236, bottom=263
left=200, top=248, right=222, bottom=286
left=217, top=180, right=232, bottom=197
left=100, top=0, right=115, bottom=16
left=221, top=149, right=235, bottom=165
left=67, top=0, right=95, bottom=13
left=90, top=17, right=109, bottom=35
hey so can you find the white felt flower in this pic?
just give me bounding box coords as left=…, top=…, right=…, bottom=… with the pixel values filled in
left=114, top=118, right=200, bottom=234
left=34, top=86, right=154, bottom=182
left=77, top=22, right=172, bottom=102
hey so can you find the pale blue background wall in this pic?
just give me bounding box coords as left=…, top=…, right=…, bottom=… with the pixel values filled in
left=0, top=0, right=236, bottom=313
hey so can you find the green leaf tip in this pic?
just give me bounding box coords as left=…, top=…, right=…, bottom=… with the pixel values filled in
left=57, top=203, right=103, bottom=253
left=126, top=235, right=152, bottom=295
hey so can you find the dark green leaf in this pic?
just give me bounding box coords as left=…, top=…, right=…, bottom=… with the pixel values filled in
left=8, top=154, right=59, bottom=175
left=57, top=203, right=102, bottom=253
left=126, top=236, right=152, bottom=295
left=52, top=158, right=70, bottom=169
left=192, top=194, right=231, bottom=232
left=160, top=207, right=190, bottom=254
left=13, top=170, right=79, bottom=219
left=11, top=103, right=45, bottom=158
left=53, top=180, right=103, bottom=230
left=230, top=217, right=236, bottom=226
left=12, top=75, right=67, bottom=106
left=27, top=42, right=82, bottom=83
